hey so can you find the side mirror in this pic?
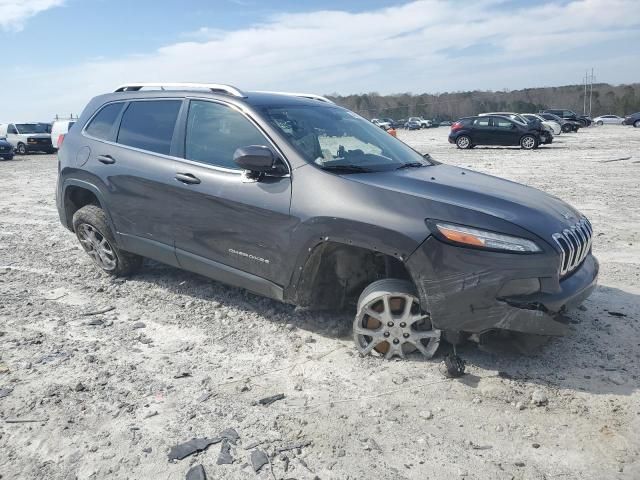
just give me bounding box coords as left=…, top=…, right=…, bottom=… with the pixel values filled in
left=233, top=145, right=275, bottom=173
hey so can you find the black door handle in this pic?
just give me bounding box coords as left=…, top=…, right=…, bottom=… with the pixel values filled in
left=175, top=173, right=201, bottom=185
left=97, top=155, right=116, bottom=165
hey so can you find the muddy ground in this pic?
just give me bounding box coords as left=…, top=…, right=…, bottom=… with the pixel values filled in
left=1, top=125, right=639, bottom=480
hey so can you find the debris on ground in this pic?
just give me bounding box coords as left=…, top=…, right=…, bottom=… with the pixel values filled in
left=441, top=354, right=466, bottom=378
left=81, top=306, right=115, bottom=316
left=173, top=372, right=191, bottom=379
left=216, top=439, right=234, bottom=465
left=258, top=393, right=285, bottom=406
left=220, top=428, right=240, bottom=444
left=132, top=321, right=146, bottom=329
left=0, top=387, right=13, bottom=398
left=531, top=390, right=549, bottom=406
left=250, top=449, right=269, bottom=472
left=606, top=311, right=627, bottom=317
left=186, top=464, right=207, bottom=480
left=168, top=437, right=221, bottom=461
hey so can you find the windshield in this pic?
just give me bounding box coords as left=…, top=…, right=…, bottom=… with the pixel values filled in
left=16, top=123, right=48, bottom=134
left=259, top=105, right=431, bottom=172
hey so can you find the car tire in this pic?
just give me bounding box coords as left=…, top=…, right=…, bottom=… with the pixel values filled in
left=561, top=124, right=571, bottom=133
left=353, top=278, right=440, bottom=359
left=455, top=136, right=472, bottom=149
left=520, top=135, right=538, bottom=150
left=596, top=121, right=603, bottom=126
left=72, top=205, right=142, bottom=277
left=16, top=143, right=27, bottom=155
left=634, top=120, right=640, bottom=128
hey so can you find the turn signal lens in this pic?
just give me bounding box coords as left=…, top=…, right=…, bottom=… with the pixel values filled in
left=434, top=222, right=541, bottom=253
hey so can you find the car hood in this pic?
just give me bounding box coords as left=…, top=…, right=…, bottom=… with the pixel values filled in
left=348, top=164, right=583, bottom=238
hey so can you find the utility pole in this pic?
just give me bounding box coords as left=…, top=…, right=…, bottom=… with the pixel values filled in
left=589, top=68, right=595, bottom=118
left=583, top=71, right=588, bottom=115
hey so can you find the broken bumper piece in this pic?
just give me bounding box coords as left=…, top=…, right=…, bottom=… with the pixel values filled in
left=406, top=236, right=599, bottom=336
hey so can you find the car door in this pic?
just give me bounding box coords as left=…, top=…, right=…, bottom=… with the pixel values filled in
left=492, top=116, right=520, bottom=145
left=84, top=99, right=184, bottom=266
left=470, top=117, right=492, bottom=144
left=7, top=124, right=19, bottom=149
left=171, top=98, right=296, bottom=294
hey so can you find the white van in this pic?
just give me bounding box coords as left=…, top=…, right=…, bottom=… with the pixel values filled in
left=0, top=122, right=54, bottom=154
left=50, top=119, right=76, bottom=151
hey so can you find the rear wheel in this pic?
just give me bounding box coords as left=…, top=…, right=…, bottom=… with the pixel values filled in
left=520, top=135, right=538, bottom=150
left=353, top=279, right=441, bottom=360
left=456, top=135, right=471, bottom=149
left=72, top=205, right=142, bottom=276
left=16, top=143, right=27, bottom=155
left=561, top=124, right=571, bottom=133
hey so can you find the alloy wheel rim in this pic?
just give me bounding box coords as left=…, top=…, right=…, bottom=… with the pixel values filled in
left=354, top=292, right=440, bottom=359
left=522, top=136, right=535, bottom=149
left=458, top=137, right=469, bottom=148
left=77, top=223, right=117, bottom=270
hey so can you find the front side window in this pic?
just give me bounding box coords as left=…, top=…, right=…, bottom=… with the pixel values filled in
left=117, top=100, right=181, bottom=155
left=259, top=105, right=432, bottom=173
left=85, top=103, right=125, bottom=140
left=185, top=100, right=269, bottom=169
left=494, top=118, right=514, bottom=129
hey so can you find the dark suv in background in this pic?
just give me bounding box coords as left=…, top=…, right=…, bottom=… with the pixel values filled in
left=623, top=112, right=640, bottom=127
left=541, top=109, right=591, bottom=127
left=56, top=83, right=598, bottom=359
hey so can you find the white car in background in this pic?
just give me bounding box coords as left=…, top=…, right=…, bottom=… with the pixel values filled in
left=50, top=119, right=76, bottom=150
left=521, top=113, right=562, bottom=135
left=371, top=118, right=392, bottom=130
left=592, top=115, right=624, bottom=126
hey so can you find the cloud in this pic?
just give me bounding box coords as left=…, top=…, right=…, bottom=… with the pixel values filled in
left=0, top=0, right=64, bottom=31
left=2, top=0, right=640, bottom=119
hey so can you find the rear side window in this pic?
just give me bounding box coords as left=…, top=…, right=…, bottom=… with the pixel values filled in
left=185, top=100, right=268, bottom=169
left=117, top=100, right=182, bottom=155
left=494, top=118, right=513, bottom=129
left=85, top=103, right=124, bottom=140
left=473, top=118, right=490, bottom=127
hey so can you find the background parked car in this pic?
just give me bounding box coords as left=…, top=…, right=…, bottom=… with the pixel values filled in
left=539, top=112, right=579, bottom=133
left=521, top=113, right=561, bottom=135
left=592, top=115, right=624, bottom=126
left=405, top=117, right=432, bottom=128
left=50, top=119, right=76, bottom=151
left=623, top=112, right=640, bottom=127
left=0, top=122, right=54, bottom=154
left=439, top=120, right=453, bottom=126
left=0, top=137, right=14, bottom=160
left=479, top=112, right=553, bottom=144
left=381, top=117, right=403, bottom=129
left=541, top=109, right=591, bottom=127
left=371, top=118, right=392, bottom=130
left=449, top=115, right=544, bottom=150
left=404, top=118, right=422, bottom=130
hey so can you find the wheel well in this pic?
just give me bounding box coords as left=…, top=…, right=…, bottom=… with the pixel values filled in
left=293, top=242, right=412, bottom=310
left=64, top=186, right=101, bottom=230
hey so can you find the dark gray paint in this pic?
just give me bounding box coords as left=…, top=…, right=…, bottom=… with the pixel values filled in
left=57, top=89, right=598, bottom=336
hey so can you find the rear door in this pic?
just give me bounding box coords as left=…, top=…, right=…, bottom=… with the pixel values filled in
left=171, top=99, right=295, bottom=290
left=470, top=117, right=493, bottom=144
left=85, top=99, right=184, bottom=266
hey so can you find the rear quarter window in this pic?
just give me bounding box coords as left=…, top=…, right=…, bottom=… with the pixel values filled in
left=117, top=100, right=182, bottom=155
left=85, top=103, right=125, bottom=140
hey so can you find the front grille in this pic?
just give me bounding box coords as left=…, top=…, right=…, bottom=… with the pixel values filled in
left=552, top=218, right=593, bottom=277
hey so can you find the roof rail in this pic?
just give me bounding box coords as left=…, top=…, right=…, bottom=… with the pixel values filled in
left=114, top=83, right=246, bottom=98
left=254, top=91, right=334, bottom=104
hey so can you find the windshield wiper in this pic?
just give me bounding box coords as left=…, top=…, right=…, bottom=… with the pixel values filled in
left=319, top=164, right=373, bottom=173
left=396, top=162, right=428, bottom=170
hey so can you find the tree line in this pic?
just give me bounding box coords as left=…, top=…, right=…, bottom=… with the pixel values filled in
left=327, top=83, right=640, bottom=121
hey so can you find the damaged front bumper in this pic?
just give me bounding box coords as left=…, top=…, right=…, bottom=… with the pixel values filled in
left=406, top=236, right=598, bottom=336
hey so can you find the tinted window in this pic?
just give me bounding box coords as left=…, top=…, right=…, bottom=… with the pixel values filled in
left=494, top=118, right=514, bottom=129
left=473, top=118, right=490, bottom=127
left=8, top=124, right=18, bottom=134
left=117, top=100, right=181, bottom=155
left=86, top=103, right=124, bottom=140
left=185, top=100, right=268, bottom=169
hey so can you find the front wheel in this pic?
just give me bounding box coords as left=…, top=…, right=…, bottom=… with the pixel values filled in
left=456, top=135, right=472, bottom=149
left=16, top=143, right=27, bottom=155
left=353, top=279, right=441, bottom=360
left=72, top=205, right=142, bottom=276
left=520, top=135, right=538, bottom=150
left=596, top=121, right=603, bottom=126
left=561, top=124, right=571, bottom=133
left=634, top=120, right=640, bottom=128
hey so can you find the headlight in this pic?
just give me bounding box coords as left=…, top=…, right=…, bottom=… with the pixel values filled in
left=433, top=222, right=541, bottom=253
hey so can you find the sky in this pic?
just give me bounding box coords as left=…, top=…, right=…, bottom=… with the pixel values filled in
left=1, top=0, right=639, bottom=120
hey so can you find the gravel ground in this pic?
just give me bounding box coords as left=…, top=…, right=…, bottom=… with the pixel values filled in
left=1, top=125, right=639, bottom=480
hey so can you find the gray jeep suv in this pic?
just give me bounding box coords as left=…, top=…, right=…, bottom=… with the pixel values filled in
left=56, top=83, right=598, bottom=359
